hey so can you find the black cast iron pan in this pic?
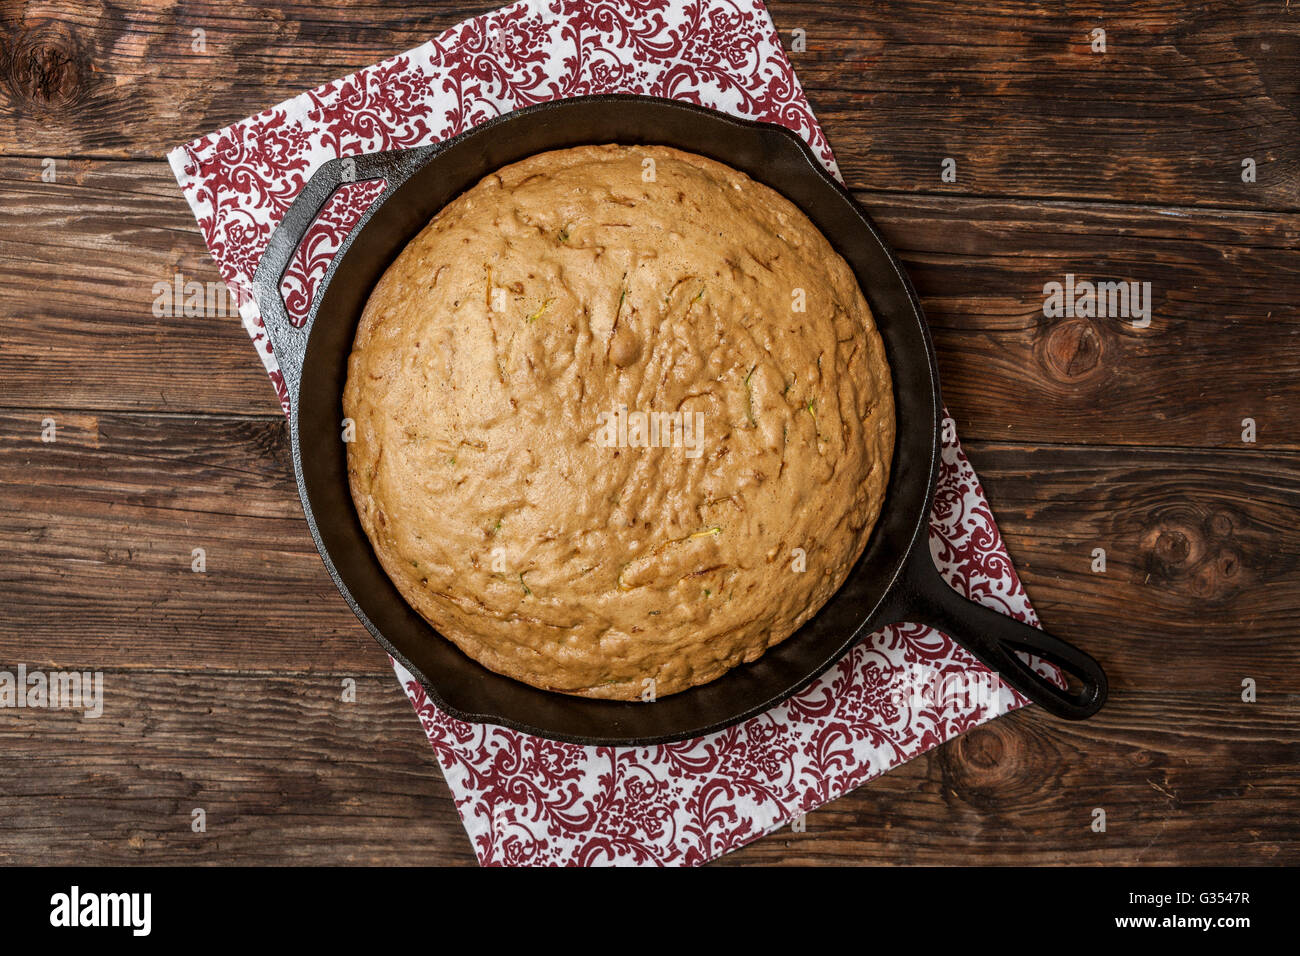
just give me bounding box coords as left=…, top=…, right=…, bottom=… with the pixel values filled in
left=251, top=95, right=1107, bottom=745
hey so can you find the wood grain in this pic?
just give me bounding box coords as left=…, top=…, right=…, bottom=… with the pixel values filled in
left=789, top=0, right=1300, bottom=210
left=1, top=1, right=1297, bottom=211
left=0, top=157, right=276, bottom=415
left=867, top=192, right=1300, bottom=450
left=0, top=671, right=1289, bottom=865
left=722, top=694, right=1297, bottom=865
left=0, top=409, right=386, bottom=674
left=3, top=158, right=1297, bottom=447
left=966, top=442, right=1300, bottom=694
left=0, top=672, right=470, bottom=865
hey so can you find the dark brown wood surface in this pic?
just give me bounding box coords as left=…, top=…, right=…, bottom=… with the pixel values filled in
left=0, top=0, right=1296, bottom=866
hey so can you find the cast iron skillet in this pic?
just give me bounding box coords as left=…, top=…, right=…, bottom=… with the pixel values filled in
left=251, top=95, right=1107, bottom=744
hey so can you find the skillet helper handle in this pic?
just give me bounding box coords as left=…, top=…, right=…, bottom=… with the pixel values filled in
left=250, top=158, right=351, bottom=401
left=250, top=147, right=435, bottom=402
left=898, top=546, right=1108, bottom=720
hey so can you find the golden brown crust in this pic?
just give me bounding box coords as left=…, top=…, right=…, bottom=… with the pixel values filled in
left=343, top=144, right=894, bottom=700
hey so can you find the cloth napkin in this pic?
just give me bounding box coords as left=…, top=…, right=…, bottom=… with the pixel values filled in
left=170, top=0, right=1051, bottom=866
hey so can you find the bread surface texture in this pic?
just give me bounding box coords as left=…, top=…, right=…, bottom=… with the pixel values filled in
left=343, top=144, right=895, bottom=699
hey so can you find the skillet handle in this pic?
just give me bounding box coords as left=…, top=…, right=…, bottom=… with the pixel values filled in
left=893, top=544, right=1108, bottom=720
left=249, top=147, right=436, bottom=402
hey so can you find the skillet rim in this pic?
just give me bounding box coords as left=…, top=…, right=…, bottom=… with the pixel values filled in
left=255, top=94, right=943, bottom=745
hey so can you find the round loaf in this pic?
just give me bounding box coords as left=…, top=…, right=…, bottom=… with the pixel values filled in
left=343, top=144, right=894, bottom=700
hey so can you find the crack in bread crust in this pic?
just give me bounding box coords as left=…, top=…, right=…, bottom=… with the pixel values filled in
left=343, top=144, right=895, bottom=700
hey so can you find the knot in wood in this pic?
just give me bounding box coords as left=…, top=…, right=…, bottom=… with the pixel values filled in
left=1042, top=317, right=1103, bottom=383
left=939, top=723, right=1039, bottom=810
left=3, top=28, right=84, bottom=110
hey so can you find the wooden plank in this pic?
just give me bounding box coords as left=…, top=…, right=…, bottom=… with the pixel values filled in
left=2, top=410, right=1297, bottom=691
left=0, top=671, right=1290, bottom=864
left=0, top=157, right=278, bottom=415
left=0, top=409, right=389, bottom=673
left=0, top=673, right=472, bottom=865
left=723, top=695, right=1299, bottom=865
left=0, top=2, right=1295, bottom=210
left=869, top=191, right=1300, bottom=450
left=965, top=441, right=1300, bottom=691
left=788, top=0, right=1300, bottom=211
left=3, top=158, right=1297, bottom=446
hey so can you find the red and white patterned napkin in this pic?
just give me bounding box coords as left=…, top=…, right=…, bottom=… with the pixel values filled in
left=170, top=0, right=1047, bottom=866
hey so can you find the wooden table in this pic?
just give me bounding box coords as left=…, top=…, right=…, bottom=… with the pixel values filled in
left=1, top=1, right=1296, bottom=865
